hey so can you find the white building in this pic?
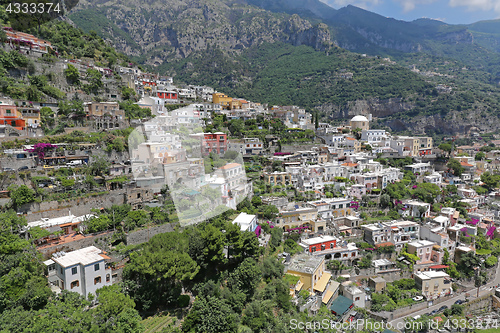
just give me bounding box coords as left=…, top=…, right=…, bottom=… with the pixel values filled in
left=341, top=281, right=366, bottom=308
left=361, top=129, right=388, bottom=145
left=51, top=246, right=112, bottom=298
left=424, top=172, right=443, bottom=185
left=405, top=162, right=433, bottom=175
left=227, top=138, right=263, bottom=155
left=399, top=200, right=431, bottom=218
left=362, top=220, right=420, bottom=250
left=232, top=212, right=257, bottom=232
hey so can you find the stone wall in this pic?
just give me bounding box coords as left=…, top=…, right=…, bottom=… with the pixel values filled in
left=464, top=292, right=494, bottom=314
left=0, top=155, right=36, bottom=170
left=387, top=302, right=428, bottom=321
left=281, top=144, right=324, bottom=153
left=21, top=191, right=126, bottom=222
left=39, top=222, right=180, bottom=259
left=126, top=223, right=178, bottom=245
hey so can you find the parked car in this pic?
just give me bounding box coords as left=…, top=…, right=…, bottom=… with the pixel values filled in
left=430, top=309, right=438, bottom=315
left=454, top=299, right=465, bottom=305
left=438, top=305, right=448, bottom=312
left=43, top=165, right=54, bottom=169
left=18, top=166, right=29, bottom=171
left=2, top=167, right=13, bottom=172
left=412, top=296, right=424, bottom=301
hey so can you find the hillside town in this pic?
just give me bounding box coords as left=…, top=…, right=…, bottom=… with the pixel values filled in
left=4, top=27, right=500, bottom=333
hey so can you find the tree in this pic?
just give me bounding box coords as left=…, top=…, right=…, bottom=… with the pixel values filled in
left=447, top=159, right=464, bottom=177
left=438, top=143, right=452, bottom=156
left=379, top=194, right=391, bottom=208
left=40, top=106, right=55, bottom=128
left=89, top=155, right=110, bottom=177
left=200, top=224, right=227, bottom=269
left=93, top=285, right=143, bottom=332
left=226, top=258, right=261, bottom=298
left=260, top=256, right=284, bottom=281
left=119, top=100, right=152, bottom=119
left=120, top=86, right=135, bottom=100
left=182, top=296, right=238, bottom=333
left=481, top=171, right=500, bottom=190
left=8, top=185, right=36, bottom=209
left=251, top=196, right=262, bottom=207
left=64, top=64, right=80, bottom=84
left=269, top=227, right=282, bottom=251
left=83, top=68, right=103, bottom=94
left=458, top=251, right=481, bottom=275
left=475, top=151, right=485, bottom=161
left=123, top=234, right=199, bottom=311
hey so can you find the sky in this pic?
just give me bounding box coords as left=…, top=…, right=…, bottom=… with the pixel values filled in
left=320, top=0, right=500, bottom=24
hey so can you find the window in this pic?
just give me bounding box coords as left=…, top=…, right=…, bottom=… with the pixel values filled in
left=94, top=263, right=100, bottom=271
left=355, top=297, right=360, bottom=301
left=6, top=109, right=11, bottom=114
left=72, top=267, right=77, bottom=275
left=71, top=280, right=79, bottom=289
left=60, top=267, right=64, bottom=275
left=94, top=276, right=101, bottom=285
left=106, top=274, right=110, bottom=282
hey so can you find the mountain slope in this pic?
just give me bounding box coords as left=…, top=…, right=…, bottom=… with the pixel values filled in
left=70, top=0, right=333, bottom=66
left=468, top=19, right=500, bottom=53
left=65, top=0, right=500, bottom=135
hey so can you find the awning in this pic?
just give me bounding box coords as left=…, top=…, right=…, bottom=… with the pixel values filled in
left=322, top=290, right=334, bottom=304
left=314, top=272, right=332, bottom=292
left=295, top=280, right=304, bottom=291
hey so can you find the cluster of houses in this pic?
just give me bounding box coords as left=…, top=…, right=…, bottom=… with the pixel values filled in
left=7, top=32, right=500, bottom=319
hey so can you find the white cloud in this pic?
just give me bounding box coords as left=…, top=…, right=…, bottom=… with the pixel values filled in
left=449, top=0, right=500, bottom=13
left=329, top=0, right=382, bottom=8
left=392, top=0, right=437, bottom=12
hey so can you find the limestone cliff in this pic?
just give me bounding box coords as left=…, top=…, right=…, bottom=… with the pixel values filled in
left=71, top=0, right=334, bottom=66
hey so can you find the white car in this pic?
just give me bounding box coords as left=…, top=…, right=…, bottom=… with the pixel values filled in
left=413, top=296, right=424, bottom=301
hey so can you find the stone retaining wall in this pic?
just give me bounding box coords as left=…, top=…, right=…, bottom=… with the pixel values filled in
left=21, top=191, right=126, bottom=222
left=126, top=223, right=178, bottom=245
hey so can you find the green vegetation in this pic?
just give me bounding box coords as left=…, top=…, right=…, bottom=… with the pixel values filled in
left=35, top=21, right=131, bottom=66
left=371, top=279, right=420, bottom=312
left=166, top=42, right=432, bottom=112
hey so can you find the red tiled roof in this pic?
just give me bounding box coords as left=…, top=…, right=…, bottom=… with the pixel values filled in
left=342, top=162, right=358, bottom=167
left=220, top=163, right=240, bottom=170
left=461, top=162, right=473, bottom=167
left=375, top=242, right=394, bottom=248
left=429, top=265, right=449, bottom=269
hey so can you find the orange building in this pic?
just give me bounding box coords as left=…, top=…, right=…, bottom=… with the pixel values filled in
left=0, top=104, right=25, bottom=130
left=212, top=93, right=233, bottom=108
left=3, top=27, right=52, bottom=52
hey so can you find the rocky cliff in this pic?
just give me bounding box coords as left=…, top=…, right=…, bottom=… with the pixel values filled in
left=71, top=0, right=334, bottom=66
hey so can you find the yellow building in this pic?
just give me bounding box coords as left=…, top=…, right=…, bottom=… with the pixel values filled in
left=276, top=207, right=325, bottom=232
left=414, top=271, right=452, bottom=299
left=19, top=107, right=41, bottom=128
left=403, top=137, right=421, bottom=157
left=264, top=172, right=292, bottom=186
left=212, top=93, right=233, bottom=108
left=85, top=102, right=125, bottom=118
left=286, top=253, right=331, bottom=294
